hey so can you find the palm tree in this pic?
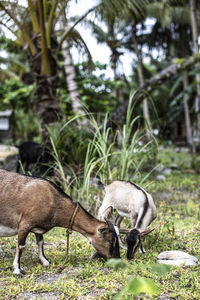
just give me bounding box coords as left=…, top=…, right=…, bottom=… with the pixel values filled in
left=107, top=55, right=200, bottom=129
left=59, top=11, right=92, bottom=125
left=131, top=18, right=152, bottom=134
left=91, top=0, right=152, bottom=109
left=189, top=0, right=200, bottom=146
left=182, top=69, right=193, bottom=150
left=90, top=0, right=154, bottom=131
left=0, top=0, right=64, bottom=141
left=85, top=14, right=126, bottom=103
left=145, top=0, right=196, bottom=148
left=0, top=0, right=96, bottom=141
left=0, top=35, right=30, bottom=81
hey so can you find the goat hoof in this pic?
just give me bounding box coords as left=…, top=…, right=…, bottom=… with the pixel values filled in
left=44, top=262, right=50, bottom=267
left=40, top=259, right=50, bottom=267
left=13, top=268, right=25, bottom=276
left=89, top=252, right=104, bottom=260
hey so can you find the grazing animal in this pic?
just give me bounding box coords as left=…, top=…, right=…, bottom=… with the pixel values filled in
left=16, top=141, right=53, bottom=174
left=98, top=180, right=157, bottom=259
left=0, top=170, right=120, bottom=275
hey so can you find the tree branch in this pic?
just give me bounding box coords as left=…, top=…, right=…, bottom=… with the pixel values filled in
left=108, top=55, right=200, bottom=126
left=47, top=0, right=58, bottom=47
left=27, top=0, right=39, bottom=34
left=38, top=0, right=50, bottom=74
left=0, top=2, right=37, bottom=55
left=57, top=4, right=99, bottom=51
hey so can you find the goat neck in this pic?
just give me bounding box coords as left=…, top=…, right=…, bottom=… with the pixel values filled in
left=54, top=200, right=120, bottom=259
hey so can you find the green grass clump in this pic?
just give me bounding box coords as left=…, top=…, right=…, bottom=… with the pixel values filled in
left=0, top=169, right=200, bottom=299
left=1, top=112, right=200, bottom=299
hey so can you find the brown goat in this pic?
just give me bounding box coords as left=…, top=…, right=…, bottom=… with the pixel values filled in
left=0, top=170, right=120, bottom=275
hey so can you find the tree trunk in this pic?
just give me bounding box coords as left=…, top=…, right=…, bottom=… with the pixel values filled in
left=62, top=39, right=88, bottom=123
left=189, top=0, right=200, bottom=145
left=182, top=70, right=194, bottom=151
left=132, top=21, right=152, bottom=135
left=61, top=13, right=89, bottom=127
left=30, top=34, right=62, bottom=143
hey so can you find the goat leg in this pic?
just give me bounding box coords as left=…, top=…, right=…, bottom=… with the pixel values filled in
left=35, top=233, right=50, bottom=267
left=13, top=226, right=29, bottom=275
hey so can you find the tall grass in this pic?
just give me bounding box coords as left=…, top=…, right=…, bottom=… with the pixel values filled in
left=48, top=96, right=157, bottom=210
left=117, top=93, right=152, bottom=181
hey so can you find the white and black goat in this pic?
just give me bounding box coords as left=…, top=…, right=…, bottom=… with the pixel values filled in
left=98, top=180, right=157, bottom=260
left=0, top=170, right=120, bottom=275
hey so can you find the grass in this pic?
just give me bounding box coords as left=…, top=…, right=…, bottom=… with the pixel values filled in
left=46, top=97, right=157, bottom=205
left=0, top=150, right=200, bottom=299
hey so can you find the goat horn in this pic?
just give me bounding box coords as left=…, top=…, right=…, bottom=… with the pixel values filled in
left=140, top=228, right=155, bottom=237
left=103, top=206, right=115, bottom=222
left=104, top=211, right=117, bottom=229
left=113, top=225, right=127, bottom=250
left=105, top=218, right=128, bottom=250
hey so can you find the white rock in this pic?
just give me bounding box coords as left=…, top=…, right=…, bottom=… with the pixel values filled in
left=155, top=164, right=165, bottom=172
left=158, top=259, right=197, bottom=267
left=170, top=164, right=178, bottom=170
left=163, top=168, right=172, bottom=175
left=156, top=174, right=166, bottom=181
left=157, top=250, right=198, bottom=267
left=158, top=250, right=198, bottom=261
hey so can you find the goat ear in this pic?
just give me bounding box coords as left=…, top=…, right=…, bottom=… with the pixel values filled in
left=98, top=227, right=109, bottom=234
left=140, top=228, right=154, bottom=237
left=104, top=217, right=114, bottom=230
left=103, top=206, right=114, bottom=220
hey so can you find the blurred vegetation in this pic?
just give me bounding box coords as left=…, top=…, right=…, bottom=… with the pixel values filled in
left=0, top=1, right=200, bottom=298
left=0, top=150, right=200, bottom=299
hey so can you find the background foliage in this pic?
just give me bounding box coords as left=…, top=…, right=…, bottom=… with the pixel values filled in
left=0, top=1, right=200, bottom=298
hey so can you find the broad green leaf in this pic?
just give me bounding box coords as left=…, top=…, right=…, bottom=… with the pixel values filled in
left=128, top=277, right=159, bottom=296
left=106, top=259, right=129, bottom=271
left=151, top=263, right=172, bottom=275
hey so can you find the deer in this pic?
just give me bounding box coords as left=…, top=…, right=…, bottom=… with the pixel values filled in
left=98, top=180, right=157, bottom=260
left=0, top=169, right=120, bottom=275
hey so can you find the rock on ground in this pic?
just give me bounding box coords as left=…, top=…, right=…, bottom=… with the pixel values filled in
left=158, top=250, right=198, bottom=267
